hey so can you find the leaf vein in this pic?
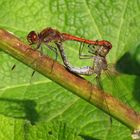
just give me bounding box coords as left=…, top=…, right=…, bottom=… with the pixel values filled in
left=115, top=0, right=129, bottom=58
left=84, top=0, right=102, bottom=39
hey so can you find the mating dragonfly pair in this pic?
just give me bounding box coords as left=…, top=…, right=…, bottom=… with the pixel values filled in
left=27, top=27, right=112, bottom=80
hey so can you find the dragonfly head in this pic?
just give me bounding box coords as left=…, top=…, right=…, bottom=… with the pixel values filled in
left=27, top=31, right=39, bottom=45
left=98, top=45, right=110, bottom=57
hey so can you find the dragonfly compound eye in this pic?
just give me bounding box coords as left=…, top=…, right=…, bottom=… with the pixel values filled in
left=27, top=31, right=38, bottom=44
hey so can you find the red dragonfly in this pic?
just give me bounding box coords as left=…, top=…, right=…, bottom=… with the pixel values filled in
left=27, top=27, right=112, bottom=50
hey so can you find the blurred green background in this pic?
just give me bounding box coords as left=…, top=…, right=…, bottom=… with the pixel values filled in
left=0, top=0, right=140, bottom=139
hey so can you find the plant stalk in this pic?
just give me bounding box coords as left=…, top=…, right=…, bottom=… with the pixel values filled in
left=0, top=29, right=140, bottom=131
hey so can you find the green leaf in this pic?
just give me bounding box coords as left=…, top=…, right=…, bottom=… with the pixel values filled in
left=0, top=115, right=82, bottom=140
left=0, top=0, right=140, bottom=139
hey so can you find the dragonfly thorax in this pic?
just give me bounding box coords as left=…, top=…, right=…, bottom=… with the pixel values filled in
left=93, top=55, right=108, bottom=76
left=39, top=27, right=64, bottom=44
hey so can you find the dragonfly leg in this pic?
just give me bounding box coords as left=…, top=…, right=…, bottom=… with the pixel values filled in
left=79, top=42, right=94, bottom=59
left=46, top=44, right=58, bottom=60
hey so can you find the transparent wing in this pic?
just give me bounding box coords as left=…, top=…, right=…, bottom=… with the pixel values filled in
left=95, top=75, right=113, bottom=125
left=104, top=65, right=132, bottom=108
